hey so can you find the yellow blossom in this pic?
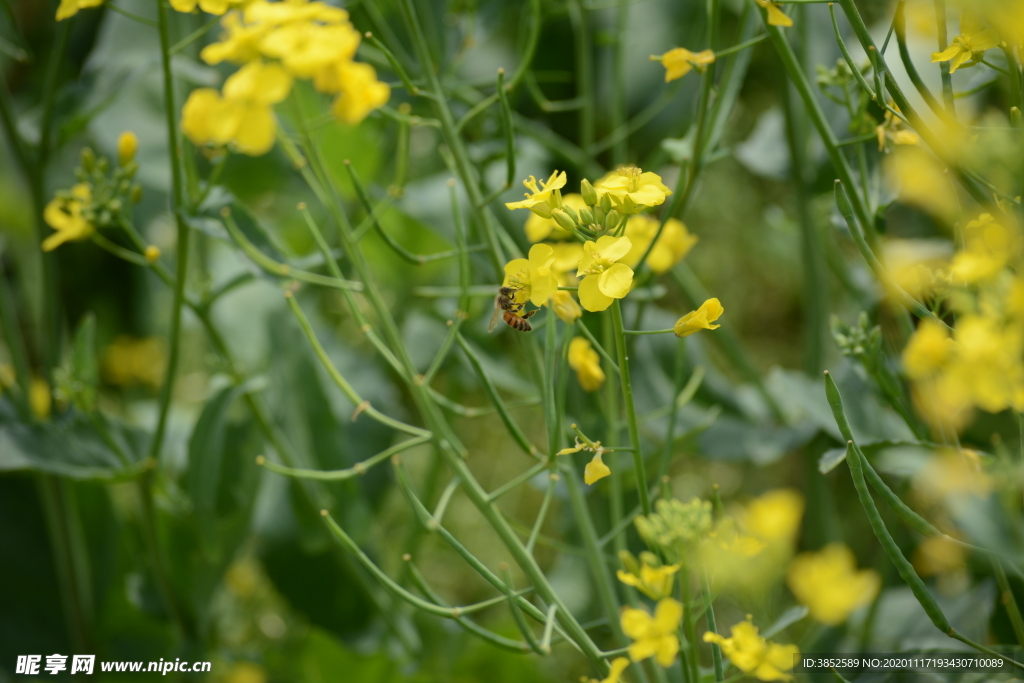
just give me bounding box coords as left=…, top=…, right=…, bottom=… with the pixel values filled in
left=503, top=244, right=559, bottom=307
left=740, top=489, right=804, bottom=545
left=950, top=213, right=1017, bottom=284
left=524, top=194, right=585, bottom=242
left=787, top=544, right=880, bottom=625
left=56, top=0, right=104, bottom=20
left=102, top=336, right=167, bottom=389
left=30, top=378, right=51, bottom=421
left=583, top=657, right=631, bottom=683
left=200, top=12, right=269, bottom=65
left=621, top=215, right=698, bottom=274
left=43, top=184, right=94, bottom=252
left=327, top=62, right=391, bottom=125
left=576, top=236, right=634, bottom=312
left=181, top=61, right=293, bottom=156
left=755, top=0, right=793, bottom=27
left=876, top=107, right=920, bottom=151
left=117, top=131, right=138, bottom=166
left=931, top=12, right=1000, bottom=73
left=704, top=618, right=798, bottom=681
left=551, top=291, right=583, bottom=324
left=617, top=561, right=680, bottom=600
left=902, top=319, right=952, bottom=380
left=914, top=535, right=966, bottom=577
left=505, top=171, right=567, bottom=211
left=621, top=598, right=682, bottom=666
left=673, top=298, right=724, bottom=337
left=260, top=17, right=361, bottom=78
left=594, top=167, right=671, bottom=214
left=584, top=451, right=612, bottom=485
left=914, top=450, right=993, bottom=500
left=651, top=47, right=716, bottom=82
left=170, top=0, right=247, bottom=14
left=568, top=337, right=605, bottom=391
left=884, top=147, right=957, bottom=222
left=145, top=246, right=161, bottom=263
left=882, top=238, right=950, bottom=300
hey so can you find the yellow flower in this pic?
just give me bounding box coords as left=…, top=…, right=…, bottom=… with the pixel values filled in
left=584, top=451, right=611, bottom=485
left=551, top=291, right=583, bottom=324
left=617, top=561, right=680, bottom=600
left=576, top=236, right=634, bottom=312
left=594, top=167, right=671, bottom=214
left=651, top=47, right=716, bottom=82
left=200, top=13, right=268, bottom=65
left=524, top=194, right=585, bottom=242
left=881, top=238, right=950, bottom=301
left=223, top=661, right=268, bottom=683
left=621, top=598, right=682, bottom=666
left=913, top=535, right=966, bottom=577
left=102, top=336, right=167, bottom=389
left=950, top=213, right=1017, bottom=283
left=903, top=319, right=952, bottom=380
left=43, top=184, right=94, bottom=252
left=29, top=378, right=51, bottom=421
left=56, top=0, right=104, bottom=20
left=875, top=107, right=920, bottom=151
left=884, top=147, right=958, bottom=222
left=740, top=488, right=805, bottom=545
left=621, top=215, right=698, bottom=274
left=117, top=131, right=138, bottom=166
left=584, top=657, right=631, bottom=683
left=145, top=245, right=161, bottom=263
left=260, top=17, right=361, bottom=77
left=931, top=12, right=1000, bottom=73
left=786, top=544, right=880, bottom=626
left=673, top=298, right=724, bottom=337
left=755, top=0, right=793, bottom=27
left=913, top=449, right=993, bottom=500
left=181, top=61, right=293, bottom=156
left=503, top=244, right=559, bottom=307
left=327, top=62, right=391, bottom=125
left=549, top=242, right=586, bottom=280
left=505, top=171, right=567, bottom=211
left=568, top=337, right=605, bottom=391
left=704, top=618, right=798, bottom=681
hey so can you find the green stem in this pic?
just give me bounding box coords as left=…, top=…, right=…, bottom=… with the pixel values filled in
left=993, top=559, right=1024, bottom=649
left=611, top=300, right=650, bottom=515
left=933, top=0, right=955, bottom=114
left=38, top=476, right=93, bottom=651
left=568, top=0, right=595, bottom=151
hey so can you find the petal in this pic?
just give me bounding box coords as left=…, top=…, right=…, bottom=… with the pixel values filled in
left=180, top=89, right=224, bottom=146
left=595, top=235, right=632, bottom=263
left=972, top=29, right=1000, bottom=51
left=931, top=44, right=962, bottom=63
left=524, top=214, right=554, bottom=242
left=620, top=607, right=652, bottom=640
left=654, top=635, right=680, bottom=667
left=598, top=263, right=634, bottom=299
left=503, top=258, right=530, bottom=286
left=528, top=268, right=557, bottom=306
left=949, top=50, right=973, bottom=73
left=579, top=275, right=614, bottom=312
left=766, top=3, right=793, bottom=27
left=616, top=570, right=641, bottom=588
left=584, top=452, right=611, bottom=484
left=528, top=242, right=555, bottom=269
left=605, top=658, right=631, bottom=683
left=169, top=0, right=198, bottom=12
left=653, top=598, right=683, bottom=631
left=231, top=104, right=277, bottom=155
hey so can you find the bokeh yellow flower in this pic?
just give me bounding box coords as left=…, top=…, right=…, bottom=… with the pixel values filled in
left=43, top=184, right=94, bottom=252
left=673, top=298, right=724, bottom=337
left=583, top=657, right=630, bottom=683
left=949, top=213, right=1018, bottom=284
left=621, top=598, right=682, bottom=666
left=29, top=378, right=52, bottom=421
left=902, top=319, right=952, bottom=380
left=576, top=236, right=634, bottom=312
left=503, top=244, right=558, bottom=307
left=56, top=0, right=104, bottom=21
left=651, top=47, right=716, bottom=82
left=551, top=291, right=582, bottom=324
left=787, top=544, right=880, bottom=625
left=102, top=337, right=167, bottom=389
left=884, top=147, right=958, bottom=222
left=739, top=488, right=804, bottom=545
left=505, top=171, right=567, bottom=211
left=170, top=0, right=247, bottom=14
left=621, top=215, right=698, bottom=274
left=616, top=558, right=679, bottom=600
left=117, top=131, right=138, bottom=166
left=568, top=337, right=605, bottom=391
left=704, top=618, right=798, bottom=681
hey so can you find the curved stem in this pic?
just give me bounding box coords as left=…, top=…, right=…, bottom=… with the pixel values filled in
left=611, top=300, right=650, bottom=515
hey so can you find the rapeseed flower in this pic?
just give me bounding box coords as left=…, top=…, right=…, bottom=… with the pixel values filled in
left=576, top=236, right=634, bottom=312
left=616, top=552, right=679, bottom=600
left=621, top=598, right=682, bottom=666
left=170, top=0, right=248, bottom=14
left=505, top=171, right=567, bottom=212
left=551, top=291, right=583, bottom=324
left=502, top=244, right=558, bottom=306
left=651, top=47, right=715, bottom=82
left=902, top=319, right=952, bottom=380
left=524, top=194, right=585, bottom=242
left=932, top=12, right=1000, bottom=73
left=327, top=62, right=391, bottom=124
left=102, top=337, right=166, bottom=389
left=884, top=147, right=958, bottom=222
left=621, top=215, right=698, bottom=273
left=181, top=61, right=293, bottom=156
left=755, top=0, right=793, bottom=27
left=30, top=378, right=51, bottom=421
left=704, top=618, right=798, bottom=681
left=557, top=436, right=613, bottom=485
left=634, top=497, right=712, bottom=561
left=786, top=544, right=880, bottom=625
left=583, top=657, right=630, bottom=683
left=117, top=131, right=138, bottom=166
left=950, top=213, right=1018, bottom=284
left=594, top=167, right=671, bottom=214
left=568, top=337, right=605, bottom=391
left=43, top=184, right=94, bottom=251
left=673, top=298, right=723, bottom=337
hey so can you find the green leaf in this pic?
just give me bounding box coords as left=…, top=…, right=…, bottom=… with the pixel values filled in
left=55, top=313, right=98, bottom=413
left=0, top=398, right=146, bottom=480
left=762, top=605, right=809, bottom=638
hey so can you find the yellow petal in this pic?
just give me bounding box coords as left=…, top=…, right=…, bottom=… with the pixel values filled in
left=597, top=263, right=634, bottom=299
left=231, top=104, right=277, bottom=156
left=584, top=452, right=611, bottom=484
left=181, top=88, right=225, bottom=147
left=620, top=607, right=653, bottom=640
left=169, top=0, right=198, bottom=11
left=765, top=3, right=793, bottom=27
left=931, top=44, right=962, bottom=63
left=503, top=258, right=530, bottom=286
left=604, top=658, right=631, bottom=683
left=579, top=274, right=614, bottom=312
left=654, top=635, right=680, bottom=667
left=971, top=28, right=1000, bottom=51
left=528, top=242, right=555, bottom=269
left=594, top=235, right=632, bottom=264
left=653, top=597, right=683, bottom=631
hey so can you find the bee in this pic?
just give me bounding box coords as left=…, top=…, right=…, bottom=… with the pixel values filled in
left=489, top=285, right=537, bottom=333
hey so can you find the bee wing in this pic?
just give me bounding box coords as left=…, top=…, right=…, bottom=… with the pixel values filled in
left=488, top=296, right=502, bottom=332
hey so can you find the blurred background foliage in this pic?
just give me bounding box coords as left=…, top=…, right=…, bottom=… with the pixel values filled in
left=1, top=0, right=1023, bottom=681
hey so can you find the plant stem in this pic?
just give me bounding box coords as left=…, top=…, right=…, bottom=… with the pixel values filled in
left=611, top=300, right=650, bottom=515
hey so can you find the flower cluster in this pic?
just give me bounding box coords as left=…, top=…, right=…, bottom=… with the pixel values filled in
left=634, top=497, right=713, bottom=562
left=557, top=428, right=615, bottom=485
left=181, top=0, right=389, bottom=156
left=616, top=551, right=679, bottom=600
left=931, top=11, right=999, bottom=74
left=786, top=544, right=880, bottom=625
left=704, top=617, right=798, bottom=681
left=43, top=133, right=143, bottom=252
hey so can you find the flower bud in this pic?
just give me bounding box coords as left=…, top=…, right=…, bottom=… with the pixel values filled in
left=130, top=185, right=143, bottom=204
left=1013, top=107, right=1021, bottom=127
left=97, top=157, right=109, bottom=174
left=593, top=206, right=606, bottom=225
left=578, top=207, right=595, bottom=225
left=603, top=210, right=621, bottom=231
left=552, top=209, right=577, bottom=233
left=561, top=206, right=579, bottom=223
left=108, top=199, right=122, bottom=213
left=144, top=245, right=161, bottom=263
left=81, top=148, right=96, bottom=173
left=529, top=203, right=552, bottom=219
left=599, top=193, right=612, bottom=213
left=117, top=131, right=138, bottom=166
left=580, top=179, right=598, bottom=206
